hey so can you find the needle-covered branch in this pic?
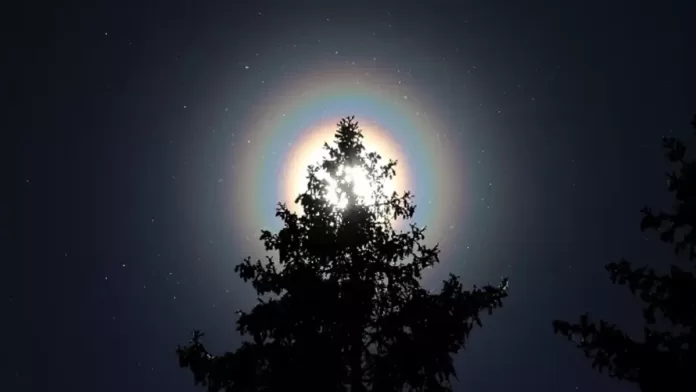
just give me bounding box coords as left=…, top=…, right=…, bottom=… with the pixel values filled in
left=553, top=114, right=696, bottom=392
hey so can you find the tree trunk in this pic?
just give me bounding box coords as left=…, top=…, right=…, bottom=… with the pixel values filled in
left=348, top=265, right=365, bottom=392
left=350, top=328, right=364, bottom=392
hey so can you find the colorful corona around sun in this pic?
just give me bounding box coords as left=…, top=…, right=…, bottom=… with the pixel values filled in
left=228, top=69, right=465, bottom=244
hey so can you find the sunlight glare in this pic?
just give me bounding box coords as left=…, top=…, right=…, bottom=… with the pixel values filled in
left=318, top=165, right=375, bottom=209
left=283, top=122, right=406, bottom=216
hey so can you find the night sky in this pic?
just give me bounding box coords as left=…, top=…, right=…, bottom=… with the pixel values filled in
left=9, top=1, right=696, bottom=391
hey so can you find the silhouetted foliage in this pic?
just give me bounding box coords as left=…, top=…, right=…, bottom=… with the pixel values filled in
left=177, top=116, right=509, bottom=391
left=553, top=114, right=696, bottom=392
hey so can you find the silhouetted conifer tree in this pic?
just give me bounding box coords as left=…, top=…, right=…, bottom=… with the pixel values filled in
left=553, top=114, right=696, bottom=392
left=177, top=116, right=509, bottom=391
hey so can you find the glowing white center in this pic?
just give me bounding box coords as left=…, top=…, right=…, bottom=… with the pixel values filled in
left=317, top=165, right=373, bottom=209
left=284, top=124, right=407, bottom=216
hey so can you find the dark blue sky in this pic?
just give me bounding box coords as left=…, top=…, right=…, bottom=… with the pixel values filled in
left=9, top=1, right=695, bottom=391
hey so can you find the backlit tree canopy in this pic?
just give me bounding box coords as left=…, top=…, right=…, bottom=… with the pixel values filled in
left=177, top=116, right=509, bottom=392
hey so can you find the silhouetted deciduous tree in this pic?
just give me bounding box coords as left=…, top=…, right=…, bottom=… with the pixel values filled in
left=177, top=116, right=509, bottom=391
left=553, top=114, right=696, bottom=392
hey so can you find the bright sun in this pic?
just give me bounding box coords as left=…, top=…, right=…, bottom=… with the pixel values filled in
left=316, top=164, right=374, bottom=209
left=282, top=122, right=406, bottom=215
